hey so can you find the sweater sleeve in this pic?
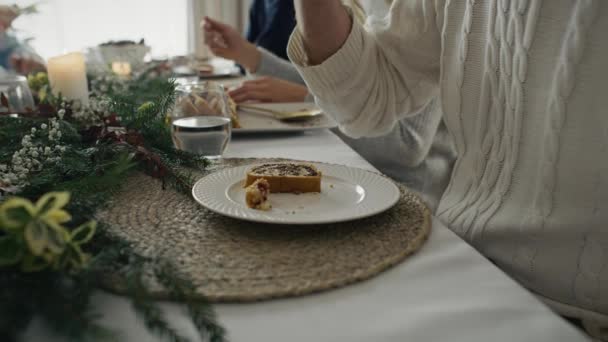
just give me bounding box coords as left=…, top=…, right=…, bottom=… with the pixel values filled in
left=287, top=0, right=444, bottom=138
left=254, top=47, right=306, bottom=85
left=394, top=99, right=443, bottom=167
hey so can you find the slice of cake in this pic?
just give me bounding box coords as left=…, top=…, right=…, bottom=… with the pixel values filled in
left=245, top=163, right=322, bottom=193
left=245, top=178, right=271, bottom=210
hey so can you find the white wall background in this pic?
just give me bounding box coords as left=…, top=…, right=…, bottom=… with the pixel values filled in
left=12, top=0, right=250, bottom=61
left=12, top=0, right=190, bottom=60
left=12, top=0, right=383, bottom=62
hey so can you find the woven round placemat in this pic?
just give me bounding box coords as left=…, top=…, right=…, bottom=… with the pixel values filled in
left=97, top=158, right=431, bottom=302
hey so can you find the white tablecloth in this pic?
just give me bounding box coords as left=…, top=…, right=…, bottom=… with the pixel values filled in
left=26, top=130, right=590, bottom=342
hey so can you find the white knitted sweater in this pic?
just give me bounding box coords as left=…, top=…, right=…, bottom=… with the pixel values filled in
left=289, top=0, right=608, bottom=335
left=254, top=49, right=456, bottom=211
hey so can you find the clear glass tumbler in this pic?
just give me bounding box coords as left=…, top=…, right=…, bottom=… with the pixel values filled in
left=171, top=116, right=231, bottom=159
left=170, top=81, right=233, bottom=158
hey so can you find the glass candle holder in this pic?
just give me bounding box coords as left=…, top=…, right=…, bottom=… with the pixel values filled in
left=0, top=75, right=35, bottom=113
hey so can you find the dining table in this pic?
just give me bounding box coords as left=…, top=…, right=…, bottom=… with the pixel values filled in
left=25, top=124, right=591, bottom=342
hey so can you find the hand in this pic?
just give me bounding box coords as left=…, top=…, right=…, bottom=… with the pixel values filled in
left=229, top=77, right=310, bottom=103
left=10, top=53, right=46, bottom=75
left=0, top=5, right=18, bottom=32
left=201, top=16, right=261, bottom=72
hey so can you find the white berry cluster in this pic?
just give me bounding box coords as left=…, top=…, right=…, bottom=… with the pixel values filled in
left=90, top=75, right=128, bottom=97
left=0, top=114, right=66, bottom=195
left=71, top=95, right=115, bottom=128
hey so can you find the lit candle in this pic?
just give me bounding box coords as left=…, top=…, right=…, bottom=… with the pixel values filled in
left=111, top=62, right=132, bottom=77
left=47, top=52, right=89, bottom=106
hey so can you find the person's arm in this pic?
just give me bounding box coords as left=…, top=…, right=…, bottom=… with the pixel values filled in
left=289, top=0, right=445, bottom=138
left=228, top=77, right=309, bottom=103
left=201, top=17, right=260, bottom=70
left=395, top=99, right=443, bottom=167
left=202, top=17, right=261, bottom=72
left=202, top=16, right=306, bottom=86
left=293, top=0, right=352, bottom=65
left=9, top=52, right=45, bottom=75
left=0, top=33, right=45, bottom=75
left=0, top=5, right=17, bottom=32
left=255, top=48, right=305, bottom=85
left=232, top=50, right=313, bottom=103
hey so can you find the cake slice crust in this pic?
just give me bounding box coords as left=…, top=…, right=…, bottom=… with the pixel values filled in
left=245, top=163, right=322, bottom=193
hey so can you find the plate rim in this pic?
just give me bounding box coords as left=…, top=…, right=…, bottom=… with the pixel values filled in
left=191, top=162, right=401, bottom=225
left=233, top=103, right=338, bottom=134
left=232, top=123, right=337, bottom=134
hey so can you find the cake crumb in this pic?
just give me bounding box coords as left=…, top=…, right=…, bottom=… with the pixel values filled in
left=245, top=178, right=270, bottom=211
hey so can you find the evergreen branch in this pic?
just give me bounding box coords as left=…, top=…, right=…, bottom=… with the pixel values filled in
left=110, top=78, right=176, bottom=132
left=159, top=162, right=198, bottom=194
left=126, top=259, right=191, bottom=342
left=0, top=270, right=118, bottom=342
left=18, top=147, right=136, bottom=225
left=154, top=264, right=227, bottom=342
left=0, top=272, right=34, bottom=341
left=0, top=117, right=42, bottom=163
left=1, top=72, right=222, bottom=342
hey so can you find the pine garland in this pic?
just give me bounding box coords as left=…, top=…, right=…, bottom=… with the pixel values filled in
left=0, top=71, right=223, bottom=342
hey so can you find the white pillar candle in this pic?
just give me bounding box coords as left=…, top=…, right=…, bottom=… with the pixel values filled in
left=47, top=52, right=89, bottom=106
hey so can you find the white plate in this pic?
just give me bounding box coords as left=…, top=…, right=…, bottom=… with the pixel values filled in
left=173, top=58, right=241, bottom=79
left=192, top=163, right=400, bottom=225
left=198, top=58, right=241, bottom=79
left=234, top=103, right=338, bottom=134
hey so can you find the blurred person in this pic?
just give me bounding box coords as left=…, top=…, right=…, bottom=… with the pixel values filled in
left=0, top=5, right=44, bottom=75
left=246, top=0, right=296, bottom=61
left=201, top=0, right=366, bottom=103
left=202, top=0, right=306, bottom=103
left=203, top=14, right=310, bottom=103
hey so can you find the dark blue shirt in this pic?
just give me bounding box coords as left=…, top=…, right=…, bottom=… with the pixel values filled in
left=0, top=33, right=21, bottom=70
left=246, top=0, right=296, bottom=61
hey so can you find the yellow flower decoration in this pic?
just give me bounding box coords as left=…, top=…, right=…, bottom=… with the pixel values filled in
left=137, top=101, right=154, bottom=113
left=35, top=192, right=72, bottom=227
left=0, top=192, right=96, bottom=272
left=0, top=197, right=36, bottom=230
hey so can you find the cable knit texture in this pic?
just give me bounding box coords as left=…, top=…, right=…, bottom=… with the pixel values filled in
left=333, top=100, right=456, bottom=211
left=288, top=0, right=608, bottom=338
left=254, top=33, right=456, bottom=212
